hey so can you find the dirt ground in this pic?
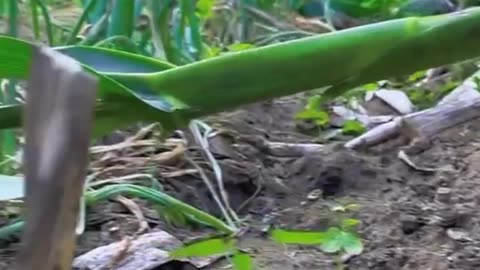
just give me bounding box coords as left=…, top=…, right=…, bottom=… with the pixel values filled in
left=3, top=92, right=480, bottom=270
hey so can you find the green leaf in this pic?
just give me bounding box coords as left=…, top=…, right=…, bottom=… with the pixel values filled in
left=407, top=70, right=427, bottom=82
left=3, top=7, right=480, bottom=139
left=227, top=43, right=257, bottom=52
left=362, top=82, right=378, bottom=91
left=232, top=251, right=254, bottom=270
left=344, top=203, right=362, bottom=211
left=320, top=227, right=343, bottom=253
left=319, top=227, right=363, bottom=255
left=0, top=174, right=23, bottom=201
left=107, top=0, right=135, bottom=38
left=170, top=236, right=236, bottom=258
left=342, top=232, right=363, bottom=255
left=196, top=0, right=215, bottom=19
left=341, top=218, right=361, bottom=230
left=342, top=120, right=366, bottom=135
left=269, top=228, right=326, bottom=245
left=296, top=109, right=329, bottom=121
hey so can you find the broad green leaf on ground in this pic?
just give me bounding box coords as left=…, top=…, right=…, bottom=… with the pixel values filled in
left=319, top=227, right=363, bottom=255
left=169, top=236, right=236, bottom=258
left=342, top=119, right=366, bottom=135
left=269, top=228, right=326, bottom=245
left=232, top=251, right=254, bottom=270
left=0, top=174, right=23, bottom=201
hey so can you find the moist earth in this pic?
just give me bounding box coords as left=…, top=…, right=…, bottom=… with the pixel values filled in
left=2, top=94, right=480, bottom=270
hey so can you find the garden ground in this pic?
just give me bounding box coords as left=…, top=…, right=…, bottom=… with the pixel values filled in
left=2, top=93, right=480, bottom=269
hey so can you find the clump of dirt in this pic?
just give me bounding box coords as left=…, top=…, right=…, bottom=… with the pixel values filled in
left=2, top=94, right=480, bottom=270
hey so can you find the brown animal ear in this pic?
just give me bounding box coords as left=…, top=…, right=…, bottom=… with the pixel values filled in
left=17, top=45, right=97, bottom=270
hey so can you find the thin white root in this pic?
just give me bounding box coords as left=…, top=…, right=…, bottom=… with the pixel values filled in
left=344, top=118, right=402, bottom=149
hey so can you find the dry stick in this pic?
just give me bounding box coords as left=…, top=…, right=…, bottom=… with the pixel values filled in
left=345, top=70, right=480, bottom=149
left=17, top=47, right=97, bottom=270
left=16, top=46, right=97, bottom=270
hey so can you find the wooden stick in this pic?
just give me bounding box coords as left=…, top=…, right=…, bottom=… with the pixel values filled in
left=346, top=70, right=480, bottom=149
left=16, top=46, right=97, bottom=270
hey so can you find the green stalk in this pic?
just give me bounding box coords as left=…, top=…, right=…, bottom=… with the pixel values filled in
left=67, top=0, right=97, bottom=44
left=80, top=0, right=107, bottom=24
left=30, top=0, right=40, bottom=41
left=180, top=0, right=203, bottom=60
left=7, top=0, right=17, bottom=37
left=0, top=0, right=18, bottom=174
left=86, top=184, right=234, bottom=234
left=107, top=0, right=135, bottom=38
left=36, top=0, right=53, bottom=46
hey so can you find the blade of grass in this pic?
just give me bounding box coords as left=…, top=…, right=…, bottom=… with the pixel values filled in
left=1, top=0, right=19, bottom=175
left=36, top=0, right=54, bottom=46
left=107, top=0, right=135, bottom=38
left=30, top=0, right=40, bottom=40
left=86, top=184, right=234, bottom=234
left=180, top=0, right=203, bottom=60
left=80, top=0, right=107, bottom=24
left=67, top=0, right=98, bottom=44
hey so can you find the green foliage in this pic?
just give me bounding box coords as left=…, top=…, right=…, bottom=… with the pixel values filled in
left=0, top=181, right=235, bottom=239
left=296, top=109, right=331, bottom=127
left=0, top=7, right=478, bottom=139
left=232, top=251, right=254, bottom=270
left=319, top=227, right=363, bottom=255
left=1, top=2, right=480, bottom=268
left=196, top=0, right=216, bottom=19
left=268, top=202, right=363, bottom=269
left=170, top=236, right=236, bottom=258
left=342, top=120, right=366, bottom=135
left=270, top=228, right=326, bottom=244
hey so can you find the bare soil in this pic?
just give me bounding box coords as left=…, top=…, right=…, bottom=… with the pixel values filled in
left=3, top=93, right=480, bottom=270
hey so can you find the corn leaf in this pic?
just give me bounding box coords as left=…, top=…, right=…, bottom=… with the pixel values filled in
left=1, top=8, right=480, bottom=137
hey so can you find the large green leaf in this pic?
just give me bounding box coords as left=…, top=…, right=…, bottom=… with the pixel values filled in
left=1, top=8, right=480, bottom=137
left=169, top=236, right=236, bottom=258
left=0, top=36, right=181, bottom=136
left=269, top=228, right=326, bottom=245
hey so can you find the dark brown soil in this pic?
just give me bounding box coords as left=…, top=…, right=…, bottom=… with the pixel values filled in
left=3, top=94, right=480, bottom=270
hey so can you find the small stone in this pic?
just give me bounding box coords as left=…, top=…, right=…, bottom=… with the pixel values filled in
left=447, top=228, right=472, bottom=242
left=435, top=187, right=452, bottom=204
left=307, top=189, right=322, bottom=201
left=399, top=214, right=421, bottom=234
